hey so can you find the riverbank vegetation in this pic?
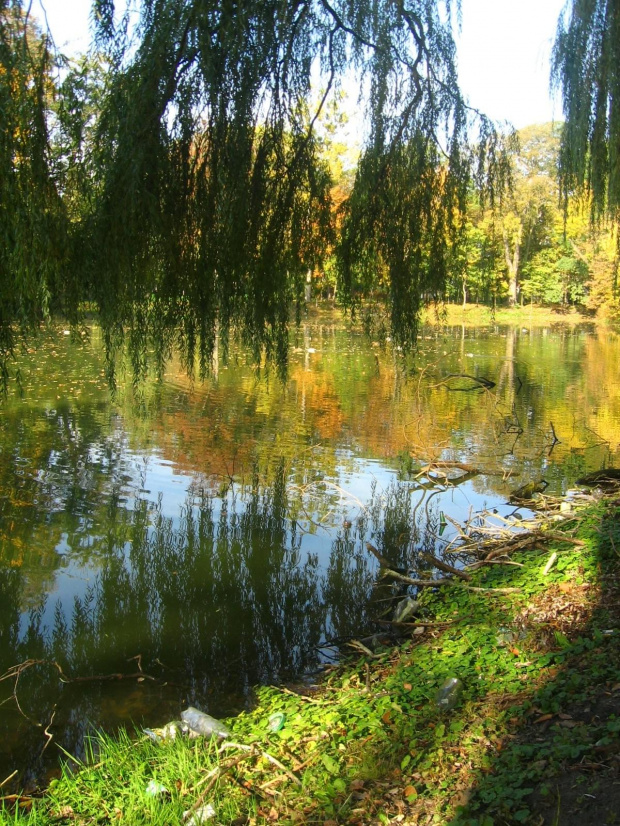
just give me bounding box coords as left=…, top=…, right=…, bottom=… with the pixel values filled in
left=2, top=480, right=619, bottom=825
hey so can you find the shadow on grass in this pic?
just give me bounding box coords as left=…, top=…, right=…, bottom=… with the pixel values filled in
left=450, top=499, right=620, bottom=826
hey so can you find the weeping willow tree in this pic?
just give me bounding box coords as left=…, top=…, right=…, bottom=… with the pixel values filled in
left=553, top=0, right=620, bottom=226
left=2, top=0, right=508, bottom=385
left=79, top=0, right=513, bottom=379
left=0, top=1, right=66, bottom=389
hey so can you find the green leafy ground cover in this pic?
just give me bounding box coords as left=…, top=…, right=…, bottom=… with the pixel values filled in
left=2, top=496, right=620, bottom=825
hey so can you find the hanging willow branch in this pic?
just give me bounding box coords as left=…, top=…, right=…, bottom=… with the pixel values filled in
left=0, top=2, right=67, bottom=390
left=2, top=0, right=511, bottom=387
left=552, top=0, right=620, bottom=225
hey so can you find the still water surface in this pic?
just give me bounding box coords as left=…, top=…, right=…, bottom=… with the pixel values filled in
left=1, top=315, right=619, bottom=786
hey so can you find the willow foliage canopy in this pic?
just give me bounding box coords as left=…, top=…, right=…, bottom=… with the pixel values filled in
left=0, top=2, right=66, bottom=387
left=553, top=0, right=620, bottom=225
left=2, top=0, right=507, bottom=383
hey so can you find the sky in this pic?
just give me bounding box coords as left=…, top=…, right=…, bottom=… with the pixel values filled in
left=33, top=0, right=567, bottom=130
left=455, top=0, right=566, bottom=128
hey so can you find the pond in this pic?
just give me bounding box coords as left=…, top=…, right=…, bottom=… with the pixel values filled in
left=1, top=312, right=619, bottom=788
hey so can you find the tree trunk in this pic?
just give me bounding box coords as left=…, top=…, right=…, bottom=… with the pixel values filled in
left=503, top=225, right=522, bottom=307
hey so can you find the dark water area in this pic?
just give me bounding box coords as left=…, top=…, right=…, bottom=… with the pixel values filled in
left=1, top=316, right=619, bottom=789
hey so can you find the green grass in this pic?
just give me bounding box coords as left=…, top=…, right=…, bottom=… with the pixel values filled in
left=420, top=302, right=597, bottom=328
left=2, top=498, right=619, bottom=825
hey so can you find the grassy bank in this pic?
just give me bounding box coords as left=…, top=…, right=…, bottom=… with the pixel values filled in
left=419, top=303, right=597, bottom=329
left=2, top=493, right=620, bottom=825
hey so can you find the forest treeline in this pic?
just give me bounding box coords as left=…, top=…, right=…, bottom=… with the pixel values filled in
left=319, top=121, right=618, bottom=318
left=1, top=0, right=618, bottom=385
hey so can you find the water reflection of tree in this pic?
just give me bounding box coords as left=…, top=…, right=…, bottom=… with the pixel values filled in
left=3, top=472, right=455, bottom=784
left=52, top=476, right=322, bottom=693
left=0, top=479, right=327, bottom=782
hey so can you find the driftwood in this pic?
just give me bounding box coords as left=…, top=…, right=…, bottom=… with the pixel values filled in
left=379, top=567, right=520, bottom=595
left=366, top=543, right=471, bottom=583
left=509, top=479, right=548, bottom=502
left=421, top=552, right=471, bottom=581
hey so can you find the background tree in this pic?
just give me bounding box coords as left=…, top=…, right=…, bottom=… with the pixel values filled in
left=450, top=202, right=503, bottom=307
left=500, top=124, right=560, bottom=306
left=450, top=124, right=559, bottom=308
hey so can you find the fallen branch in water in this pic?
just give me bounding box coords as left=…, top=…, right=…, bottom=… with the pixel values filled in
left=378, top=567, right=520, bottom=595
left=367, top=543, right=471, bottom=585
left=347, top=639, right=382, bottom=658
left=421, top=552, right=472, bottom=581
left=0, top=657, right=166, bottom=733
left=365, top=542, right=401, bottom=570
left=380, top=569, right=450, bottom=588
left=419, top=460, right=482, bottom=476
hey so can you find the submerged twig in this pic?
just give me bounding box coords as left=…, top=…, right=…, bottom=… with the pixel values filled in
left=366, top=542, right=399, bottom=569
left=40, top=707, right=57, bottom=755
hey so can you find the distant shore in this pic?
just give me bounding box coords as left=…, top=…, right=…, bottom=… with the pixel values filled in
left=420, top=302, right=599, bottom=328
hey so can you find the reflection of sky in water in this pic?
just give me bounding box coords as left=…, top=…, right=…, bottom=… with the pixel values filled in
left=35, top=441, right=528, bottom=637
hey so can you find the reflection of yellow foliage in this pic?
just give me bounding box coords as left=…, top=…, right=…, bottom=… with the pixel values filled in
left=289, top=362, right=345, bottom=441
left=114, top=323, right=620, bottom=494
left=581, top=334, right=620, bottom=448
